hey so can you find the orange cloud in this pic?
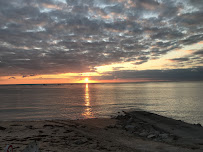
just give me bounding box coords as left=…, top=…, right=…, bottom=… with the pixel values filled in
left=141, top=3, right=156, bottom=10
left=41, top=3, right=62, bottom=10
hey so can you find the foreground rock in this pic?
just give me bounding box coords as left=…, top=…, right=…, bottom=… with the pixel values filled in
left=115, top=111, right=203, bottom=151
left=0, top=111, right=202, bottom=152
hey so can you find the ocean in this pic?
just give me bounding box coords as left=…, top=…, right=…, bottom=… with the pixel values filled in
left=0, top=82, right=202, bottom=125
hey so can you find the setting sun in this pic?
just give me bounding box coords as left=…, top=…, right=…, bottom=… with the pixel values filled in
left=85, top=78, right=89, bottom=83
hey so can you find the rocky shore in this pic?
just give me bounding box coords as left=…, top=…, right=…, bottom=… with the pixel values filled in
left=0, top=110, right=202, bottom=152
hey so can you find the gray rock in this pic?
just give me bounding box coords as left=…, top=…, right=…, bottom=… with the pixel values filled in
left=139, top=132, right=148, bottom=137
left=163, top=137, right=173, bottom=142
left=195, top=123, right=202, bottom=127
left=22, top=141, right=39, bottom=152
left=154, top=131, right=160, bottom=135
left=147, top=134, right=156, bottom=139
left=125, top=125, right=135, bottom=131
left=160, top=133, right=168, bottom=139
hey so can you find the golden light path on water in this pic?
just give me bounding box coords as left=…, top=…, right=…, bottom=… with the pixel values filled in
left=82, top=83, right=94, bottom=118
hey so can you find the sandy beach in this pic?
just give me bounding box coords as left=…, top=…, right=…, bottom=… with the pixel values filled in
left=0, top=111, right=203, bottom=152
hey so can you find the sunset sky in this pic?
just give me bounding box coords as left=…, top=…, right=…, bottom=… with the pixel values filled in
left=0, top=0, right=202, bottom=84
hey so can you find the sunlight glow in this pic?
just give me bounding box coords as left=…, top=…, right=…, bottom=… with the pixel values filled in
left=82, top=83, right=94, bottom=118
left=85, top=78, right=89, bottom=83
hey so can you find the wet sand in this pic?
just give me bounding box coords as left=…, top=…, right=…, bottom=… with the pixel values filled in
left=0, top=111, right=203, bottom=152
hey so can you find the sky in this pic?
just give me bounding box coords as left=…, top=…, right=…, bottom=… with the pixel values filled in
left=0, top=0, right=202, bottom=84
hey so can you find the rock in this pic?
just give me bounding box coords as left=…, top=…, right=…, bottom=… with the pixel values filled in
left=125, top=125, right=135, bottom=132
left=160, top=133, right=168, bottom=139
left=22, top=141, right=39, bottom=152
left=195, top=123, right=202, bottom=127
left=147, top=134, right=156, bottom=139
left=139, top=132, right=148, bottom=137
left=154, top=131, right=160, bottom=135
left=0, top=126, right=6, bottom=130
left=163, top=137, right=173, bottom=142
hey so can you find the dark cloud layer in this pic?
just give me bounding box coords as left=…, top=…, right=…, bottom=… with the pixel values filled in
left=0, top=0, right=202, bottom=80
left=97, top=67, right=203, bottom=81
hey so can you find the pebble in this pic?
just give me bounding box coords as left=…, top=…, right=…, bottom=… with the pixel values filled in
left=147, top=134, right=156, bottom=139
left=139, top=132, right=148, bottom=137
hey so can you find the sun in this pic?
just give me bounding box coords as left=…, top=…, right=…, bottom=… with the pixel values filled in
left=85, top=78, right=89, bottom=83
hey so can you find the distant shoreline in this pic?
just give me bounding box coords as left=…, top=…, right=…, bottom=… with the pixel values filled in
left=1, top=80, right=203, bottom=86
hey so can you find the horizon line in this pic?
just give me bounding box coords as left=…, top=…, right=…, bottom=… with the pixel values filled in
left=1, top=80, right=203, bottom=86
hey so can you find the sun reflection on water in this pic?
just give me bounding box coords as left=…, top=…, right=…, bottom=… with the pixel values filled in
left=83, top=83, right=94, bottom=118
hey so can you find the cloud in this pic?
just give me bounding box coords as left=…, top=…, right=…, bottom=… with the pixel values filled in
left=169, top=58, right=190, bottom=62
left=0, top=0, right=202, bottom=80
left=194, top=49, right=203, bottom=55
left=9, top=77, right=16, bottom=79
left=96, top=67, right=203, bottom=81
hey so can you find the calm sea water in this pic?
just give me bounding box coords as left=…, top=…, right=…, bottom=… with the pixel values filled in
left=0, top=82, right=202, bottom=124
